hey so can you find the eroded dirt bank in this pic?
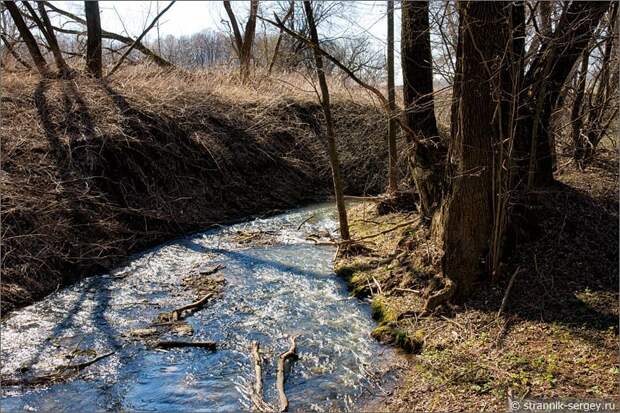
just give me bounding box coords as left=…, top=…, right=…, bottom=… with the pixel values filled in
left=0, top=69, right=388, bottom=313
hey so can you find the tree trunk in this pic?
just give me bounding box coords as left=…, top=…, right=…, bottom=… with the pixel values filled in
left=516, top=1, right=610, bottom=187
left=438, top=1, right=513, bottom=300
left=0, top=33, right=32, bottom=69
left=571, top=50, right=590, bottom=164
left=303, top=0, right=349, bottom=241
left=401, top=0, right=445, bottom=216
left=386, top=0, right=397, bottom=193
left=582, top=2, right=619, bottom=163
left=85, top=1, right=102, bottom=78
left=240, top=0, right=259, bottom=82
left=35, top=2, right=68, bottom=72
left=3, top=1, right=49, bottom=76
left=224, top=0, right=259, bottom=82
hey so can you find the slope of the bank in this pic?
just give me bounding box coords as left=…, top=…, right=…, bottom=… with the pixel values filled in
left=0, top=69, right=388, bottom=313
left=335, top=153, right=619, bottom=411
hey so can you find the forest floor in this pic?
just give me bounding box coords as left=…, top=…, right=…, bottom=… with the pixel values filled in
left=0, top=67, right=390, bottom=314
left=338, top=151, right=619, bottom=411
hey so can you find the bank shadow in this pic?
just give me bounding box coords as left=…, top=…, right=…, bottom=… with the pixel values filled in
left=471, top=179, right=619, bottom=336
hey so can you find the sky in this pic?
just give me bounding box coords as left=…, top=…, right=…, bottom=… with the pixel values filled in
left=50, top=1, right=404, bottom=79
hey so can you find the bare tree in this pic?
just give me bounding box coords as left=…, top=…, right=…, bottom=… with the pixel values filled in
left=107, top=1, right=176, bottom=77
left=223, top=0, right=259, bottom=82
left=43, top=2, right=174, bottom=68
left=386, top=0, right=397, bottom=193
left=303, top=0, right=349, bottom=241
left=401, top=0, right=445, bottom=216
left=21, top=1, right=68, bottom=72
left=3, top=1, right=48, bottom=76
left=85, top=1, right=102, bottom=78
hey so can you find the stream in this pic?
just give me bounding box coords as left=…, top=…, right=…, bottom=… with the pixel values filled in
left=1, top=204, right=393, bottom=412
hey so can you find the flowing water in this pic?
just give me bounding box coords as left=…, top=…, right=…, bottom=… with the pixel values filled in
left=1, top=204, right=392, bottom=412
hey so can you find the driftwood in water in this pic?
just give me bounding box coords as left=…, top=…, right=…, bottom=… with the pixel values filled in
left=197, top=264, right=225, bottom=275
left=1, top=351, right=115, bottom=387
left=170, top=292, right=214, bottom=320
left=153, top=340, right=216, bottom=350
left=276, top=335, right=299, bottom=412
left=249, top=341, right=272, bottom=412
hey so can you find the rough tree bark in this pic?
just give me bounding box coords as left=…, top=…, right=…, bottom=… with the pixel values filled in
left=401, top=0, right=445, bottom=216
left=437, top=1, right=514, bottom=300
left=3, top=1, right=49, bottom=76
left=303, top=0, right=349, bottom=241
left=85, top=1, right=102, bottom=78
left=386, top=0, right=397, bottom=193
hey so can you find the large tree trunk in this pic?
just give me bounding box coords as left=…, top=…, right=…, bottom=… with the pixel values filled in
left=3, top=1, right=49, bottom=76
left=516, top=1, right=610, bottom=188
left=401, top=0, right=445, bottom=216
left=438, top=1, right=514, bottom=300
left=85, top=1, right=102, bottom=78
left=386, top=0, right=397, bottom=193
left=303, top=0, right=349, bottom=241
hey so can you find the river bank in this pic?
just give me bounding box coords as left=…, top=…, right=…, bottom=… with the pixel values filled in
left=1, top=68, right=389, bottom=313
left=336, top=153, right=619, bottom=411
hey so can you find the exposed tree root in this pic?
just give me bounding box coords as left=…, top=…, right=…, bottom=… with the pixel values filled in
left=423, top=275, right=455, bottom=314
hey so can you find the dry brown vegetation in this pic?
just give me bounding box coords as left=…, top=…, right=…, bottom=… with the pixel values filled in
left=336, top=151, right=619, bottom=411
left=0, top=66, right=390, bottom=313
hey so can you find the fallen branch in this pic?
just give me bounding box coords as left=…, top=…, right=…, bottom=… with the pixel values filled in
left=296, top=214, right=316, bottom=231
left=171, top=292, right=214, bottom=320
left=353, top=218, right=420, bottom=242
left=1, top=351, right=115, bottom=387
left=393, top=287, right=422, bottom=294
left=197, top=264, right=225, bottom=275
left=343, top=195, right=385, bottom=203
left=106, top=1, right=176, bottom=77
left=497, top=267, right=522, bottom=318
left=250, top=341, right=272, bottom=412
left=60, top=351, right=115, bottom=370
left=276, top=335, right=299, bottom=412
left=153, top=341, right=216, bottom=350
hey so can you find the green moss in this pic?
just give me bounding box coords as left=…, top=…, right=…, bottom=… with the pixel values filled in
left=333, top=262, right=357, bottom=280
left=371, top=323, right=423, bottom=354
left=370, top=296, right=397, bottom=323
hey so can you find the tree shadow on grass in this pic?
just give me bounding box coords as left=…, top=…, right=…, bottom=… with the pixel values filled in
left=471, top=180, right=618, bottom=337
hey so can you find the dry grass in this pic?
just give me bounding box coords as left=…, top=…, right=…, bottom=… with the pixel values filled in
left=0, top=65, right=389, bottom=313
